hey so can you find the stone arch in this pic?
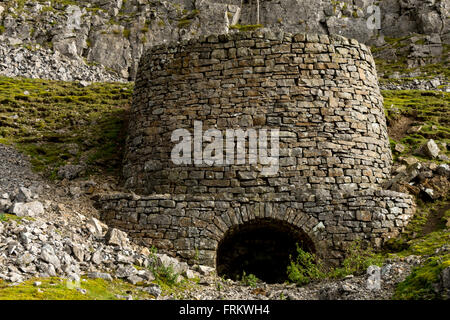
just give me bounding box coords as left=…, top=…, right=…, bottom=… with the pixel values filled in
left=215, top=217, right=318, bottom=283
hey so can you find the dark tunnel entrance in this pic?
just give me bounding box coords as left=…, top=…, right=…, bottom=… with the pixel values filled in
left=216, top=218, right=315, bottom=283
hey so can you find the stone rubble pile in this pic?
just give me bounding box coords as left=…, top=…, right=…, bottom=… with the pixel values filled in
left=177, top=257, right=423, bottom=300
left=379, top=78, right=449, bottom=92
left=385, top=150, right=450, bottom=202
left=0, top=144, right=204, bottom=298
left=0, top=189, right=204, bottom=294
left=0, top=41, right=124, bottom=82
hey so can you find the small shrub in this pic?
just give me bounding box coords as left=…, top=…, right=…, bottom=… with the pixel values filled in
left=147, top=246, right=181, bottom=287
left=287, top=244, right=325, bottom=285
left=384, top=238, right=410, bottom=253
left=239, top=272, right=260, bottom=288
left=331, top=240, right=384, bottom=278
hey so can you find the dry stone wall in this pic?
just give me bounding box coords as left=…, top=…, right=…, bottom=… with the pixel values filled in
left=124, top=30, right=391, bottom=196
left=99, top=189, right=414, bottom=266
left=99, top=30, right=415, bottom=267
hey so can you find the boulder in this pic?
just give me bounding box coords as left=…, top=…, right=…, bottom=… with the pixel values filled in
left=394, top=143, right=405, bottom=153
left=416, top=139, right=440, bottom=159
left=441, top=267, right=450, bottom=289
left=88, top=272, right=113, bottom=281
left=40, top=244, right=61, bottom=269
left=137, top=269, right=155, bottom=282
left=155, top=253, right=188, bottom=274
left=418, top=11, right=443, bottom=34
left=105, top=228, right=129, bottom=248
left=383, top=162, right=421, bottom=189
left=16, top=252, right=35, bottom=266
left=0, top=198, right=12, bottom=212
left=115, top=265, right=137, bottom=278
left=10, top=201, right=44, bottom=217
left=57, top=164, right=84, bottom=180
left=126, top=274, right=145, bottom=285
left=184, top=269, right=197, bottom=279
left=436, top=164, right=450, bottom=177
left=143, top=284, right=162, bottom=298
left=91, top=250, right=104, bottom=265
left=71, top=244, right=85, bottom=262
left=197, top=265, right=215, bottom=276
left=86, top=217, right=107, bottom=237
left=14, top=187, right=35, bottom=203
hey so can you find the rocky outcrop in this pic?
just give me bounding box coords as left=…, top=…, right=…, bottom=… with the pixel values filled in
left=0, top=0, right=240, bottom=80
left=0, top=42, right=124, bottom=82
left=385, top=158, right=450, bottom=202
left=0, top=0, right=447, bottom=81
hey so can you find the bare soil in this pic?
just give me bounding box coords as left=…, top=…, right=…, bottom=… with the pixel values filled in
left=387, top=116, right=415, bottom=141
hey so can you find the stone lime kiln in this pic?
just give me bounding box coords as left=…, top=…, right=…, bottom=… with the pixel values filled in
left=99, top=30, right=415, bottom=282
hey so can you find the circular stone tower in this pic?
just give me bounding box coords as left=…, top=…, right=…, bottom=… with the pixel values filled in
left=100, top=31, right=414, bottom=277
left=124, top=31, right=392, bottom=197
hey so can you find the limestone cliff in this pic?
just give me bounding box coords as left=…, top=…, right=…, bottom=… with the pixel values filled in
left=0, top=0, right=448, bottom=80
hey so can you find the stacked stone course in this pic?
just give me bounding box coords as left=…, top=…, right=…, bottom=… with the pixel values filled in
left=124, top=31, right=390, bottom=196
left=99, top=189, right=414, bottom=266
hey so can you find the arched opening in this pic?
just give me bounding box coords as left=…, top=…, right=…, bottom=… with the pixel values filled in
left=216, top=218, right=315, bottom=283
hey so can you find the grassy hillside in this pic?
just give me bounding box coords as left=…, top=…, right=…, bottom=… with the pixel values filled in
left=0, top=76, right=449, bottom=299
left=372, top=36, right=450, bottom=82
left=0, top=76, right=133, bottom=179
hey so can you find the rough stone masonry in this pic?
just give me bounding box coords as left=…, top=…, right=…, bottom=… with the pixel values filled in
left=98, top=30, right=415, bottom=270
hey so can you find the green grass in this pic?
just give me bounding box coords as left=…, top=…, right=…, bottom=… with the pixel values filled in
left=330, top=240, right=385, bottom=279
left=0, top=277, right=156, bottom=300
left=387, top=199, right=450, bottom=299
left=286, top=240, right=385, bottom=286
left=382, top=90, right=450, bottom=160
left=374, top=39, right=449, bottom=80
left=383, top=90, right=450, bottom=122
left=0, top=76, right=133, bottom=179
left=177, top=19, right=192, bottom=29
left=287, top=245, right=325, bottom=285
left=239, top=272, right=261, bottom=288
left=0, top=213, right=34, bottom=224
left=123, top=29, right=131, bottom=39
left=229, top=24, right=263, bottom=32
left=394, top=254, right=450, bottom=300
